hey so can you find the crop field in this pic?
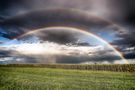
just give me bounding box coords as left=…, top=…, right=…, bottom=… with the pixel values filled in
left=0, top=64, right=135, bottom=90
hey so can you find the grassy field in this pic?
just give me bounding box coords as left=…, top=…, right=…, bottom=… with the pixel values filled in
left=1, top=64, right=135, bottom=72
left=0, top=66, right=135, bottom=90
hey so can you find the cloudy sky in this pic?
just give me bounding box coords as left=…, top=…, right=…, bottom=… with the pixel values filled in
left=0, top=0, right=135, bottom=64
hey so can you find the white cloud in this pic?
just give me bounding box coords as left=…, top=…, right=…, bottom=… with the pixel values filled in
left=4, top=41, right=106, bottom=56
left=0, top=41, right=124, bottom=64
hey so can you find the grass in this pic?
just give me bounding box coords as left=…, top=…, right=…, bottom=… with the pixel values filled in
left=0, top=66, right=135, bottom=90
left=1, top=64, right=135, bottom=72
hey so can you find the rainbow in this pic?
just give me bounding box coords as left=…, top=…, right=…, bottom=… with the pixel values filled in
left=17, top=26, right=129, bottom=64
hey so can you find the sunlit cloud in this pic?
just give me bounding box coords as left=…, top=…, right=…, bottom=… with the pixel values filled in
left=0, top=41, right=124, bottom=64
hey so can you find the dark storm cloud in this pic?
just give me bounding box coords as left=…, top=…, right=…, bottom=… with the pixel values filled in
left=111, top=26, right=135, bottom=59
left=0, top=0, right=135, bottom=21
left=56, top=54, right=121, bottom=64
left=111, top=25, right=135, bottom=48
left=37, top=30, right=79, bottom=44
left=117, top=0, right=135, bottom=24
left=0, top=0, right=134, bottom=43
left=0, top=47, right=20, bottom=58
left=0, top=49, right=13, bottom=58
left=112, top=38, right=135, bottom=47
left=107, top=0, right=135, bottom=56
left=0, top=47, right=45, bottom=63
left=18, top=29, right=82, bottom=44
left=1, top=0, right=133, bottom=40
left=0, top=8, right=112, bottom=39
left=0, top=56, right=39, bottom=64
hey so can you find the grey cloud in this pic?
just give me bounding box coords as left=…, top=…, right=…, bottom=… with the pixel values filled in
left=0, top=0, right=133, bottom=21
left=0, top=8, right=112, bottom=39
left=18, top=29, right=81, bottom=44
left=0, top=45, right=122, bottom=64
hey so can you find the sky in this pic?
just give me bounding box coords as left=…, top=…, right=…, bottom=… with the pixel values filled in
left=0, top=0, right=135, bottom=64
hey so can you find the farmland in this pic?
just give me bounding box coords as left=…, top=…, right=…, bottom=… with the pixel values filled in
left=0, top=64, right=135, bottom=72
left=0, top=64, right=135, bottom=90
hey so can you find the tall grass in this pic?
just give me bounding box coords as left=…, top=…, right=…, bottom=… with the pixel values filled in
left=0, top=64, right=135, bottom=72
left=0, top=67, right=135, bottom=90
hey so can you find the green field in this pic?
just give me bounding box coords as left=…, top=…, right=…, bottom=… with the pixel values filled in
left=0, top=65, right=135, bottom=90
